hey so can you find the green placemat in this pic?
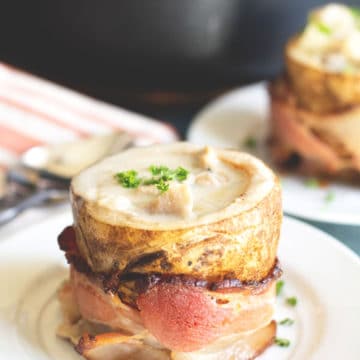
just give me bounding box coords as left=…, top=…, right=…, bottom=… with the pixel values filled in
left=291, top=216, right=360, bottom=256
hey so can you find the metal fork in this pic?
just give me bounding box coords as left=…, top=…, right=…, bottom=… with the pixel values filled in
left=0, top=132, right=133, bottom=226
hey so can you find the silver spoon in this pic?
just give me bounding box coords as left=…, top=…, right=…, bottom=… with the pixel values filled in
left=0, top=132, right=133, bottom=226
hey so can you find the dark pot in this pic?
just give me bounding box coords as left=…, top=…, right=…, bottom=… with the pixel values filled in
left=0, top=0, right=358, bottom=96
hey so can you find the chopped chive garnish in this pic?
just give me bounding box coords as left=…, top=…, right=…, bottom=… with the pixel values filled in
left=142, top=178, right=158, bottom=186
left=276, top=280, right=285, bottom=296
left=149, top=165, right=168, bottom=176
left=275, top=338, right=291, bottom=347
left=305, top=177, right=319, bottom=188
left=156, top=179, right=170, bottom=193
left=115, top=165, right=189, bottom=194
left=243, top=136, right=257, bottom=150
left=324, top=190, right=335, bottom=203
left=286, top=296, right=298, bottom=307
left=114, top=170, right=142, bottom=188
left=279, top=318, right=294, bottom=326
left=314, top=21, right=332, bottom=35
left=149, top=165, right=189, bottom=182
left=175, top=167, right=189, bottom=181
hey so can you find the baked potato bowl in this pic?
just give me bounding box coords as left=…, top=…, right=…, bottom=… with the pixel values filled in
left=286, top=36, right=360, bottom=114
left=71, top=185, right=281, bottom=282
left=284, top=4, right=360, bottom=113
left=70, top=143, right=282, bottom=282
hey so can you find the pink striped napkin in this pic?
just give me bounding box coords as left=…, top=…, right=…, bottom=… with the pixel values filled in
left=0, top=63, right=178, bottom=173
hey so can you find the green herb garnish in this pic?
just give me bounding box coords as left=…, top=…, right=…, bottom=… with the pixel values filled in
left=276, top=280, right=285, bottom=296
left=114, top=170, right=142, bottom=188
left=243, top=136, right=257, bottom=150
left=314, top=21, right=332, bottom=35
left=286, top=296, right=298, bottom=307
left=279, top=318, right=294, bottom=326
left=275, top=338, right=291, bottom=347
left=115, top=165, right=189, bottom=194
left=324, top=190, right=335, bottom=203
left=175, top=167, right=189, bottom=181
left=305, top=177, right=319, bottom=188
left=149, top=165, right=189, bottom=182
left=156, top=178, right=170, bottom=193
left=150, top=165, right=169, bottom=176
left=142, top=178, right=159, bottom=186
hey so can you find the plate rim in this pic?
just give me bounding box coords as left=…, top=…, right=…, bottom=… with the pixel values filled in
left=0, top=210, right=359, bottom=359
left=281, top=215, right=360, bottom=266
left=187, top=82, right=360, bottom=226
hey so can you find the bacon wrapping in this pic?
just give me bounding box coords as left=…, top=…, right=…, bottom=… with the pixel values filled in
left=57, top=226, right=280, bottom=359
left=269, top=78, right=360, bottom=181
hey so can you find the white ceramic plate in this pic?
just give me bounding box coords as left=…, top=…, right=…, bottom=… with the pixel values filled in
left=0, top=211, right=359, bottom=360
left=187, top=83, right=360, bottom=225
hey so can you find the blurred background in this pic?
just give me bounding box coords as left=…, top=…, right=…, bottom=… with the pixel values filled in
left=0, top=0, right=358, bottom=136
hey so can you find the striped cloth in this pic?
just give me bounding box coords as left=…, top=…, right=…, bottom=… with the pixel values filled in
left=0, top=63, right=178, bottom=172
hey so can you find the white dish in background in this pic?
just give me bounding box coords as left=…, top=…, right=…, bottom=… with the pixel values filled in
left=0, top=211, right=359, bottom=359
left=188, top=82, right=360, bottom=225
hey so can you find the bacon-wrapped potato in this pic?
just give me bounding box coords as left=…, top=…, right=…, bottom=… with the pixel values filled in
left=57, top=142, right=282, bottom=359
left=284, top=4, right=360, bottom=113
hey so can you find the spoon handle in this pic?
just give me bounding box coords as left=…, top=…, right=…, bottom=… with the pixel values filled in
left=0, top=189, right=53, bottom=226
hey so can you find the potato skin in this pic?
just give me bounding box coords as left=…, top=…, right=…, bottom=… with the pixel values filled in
left=71, top=180, right=282, bottom=283
left=286, top=36, right=360, bottom=114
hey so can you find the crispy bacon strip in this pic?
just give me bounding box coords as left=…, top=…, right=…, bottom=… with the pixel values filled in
left=76, top=332, right=170, bottom=360
left=58, top=226, right=92, bottom=274
left=271, top=99, right=344, bottom=173
left=137, top=281, right=275, bottom=352
left=65, top=267, right=276, bottom=353
left=58, top=285, right=275, bottom=360
left=57, top=279, right=81, bottom=325
left=73, top=322, right=275, bottom=360
left=269, top=78, right=360, bottom=175
left=172, top=321, right=276, bottom=360
left=71, top=267, right=144, bottom=335
left=58, top=226, right=279, bottom=357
